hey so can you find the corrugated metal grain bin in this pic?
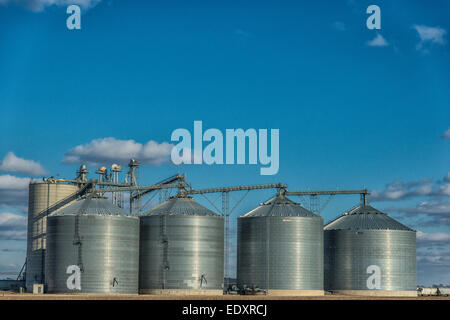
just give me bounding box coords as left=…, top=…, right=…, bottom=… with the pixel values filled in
left=324, top=205, right=417, bottom=297
left=45, top=197, right=139, bottom=294
left=26, top=182, right=79, bottom=292
left=237, top=194, right=324, bottom=296
left=139, top=196, right=224, bottom=295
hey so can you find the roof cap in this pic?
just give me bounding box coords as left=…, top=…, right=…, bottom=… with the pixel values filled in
left=241, top=194, right=319, bottom=217
left=324, top=205, right=414, bottom=231
left=143, top=196, right=219, bottom=217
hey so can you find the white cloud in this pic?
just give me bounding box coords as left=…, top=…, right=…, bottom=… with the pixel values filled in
left=0, top=175, right=30, bottom=210
left=418, top=248, right=450, bottom=267
left=366, top=34, right=389, bottom=47
left=439, top=184, right=450, bottom=196
left=372, top=174, right=450, bottom=201
left=0, top=152, right=46, bottom=176
left=0, top=175, right=30, bottom=190
left=0, top=0, right=100, bottom=12
left=170, top=146, right=203, bottom=166
left=410, top=201, right=450, bottom=215
left=417, top=239, right=450, bottom=285
left=393, top=200, right=450, bottom=226
left=62, top=137, right=174, bottom=166
left=413, top=25, right=447, bottom=51
left=0, top=212, right=27, bottom=227
left=374, top=173, right=450, bottom=226
left=417, top=231, right=450, bottom=242
left=442, top=128, right=450, bottom=139
left=371, top=178, right=433, bottom=201
left=0, top=212, right=27, bottom=240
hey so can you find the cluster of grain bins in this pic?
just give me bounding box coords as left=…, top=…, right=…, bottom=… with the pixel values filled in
left=25, top=179, right=417, bottom=296
left=24, top=165, right=225, bottom=294
left=32, top=191, right=223, bottom=295
left=236, top=196, right=416, bottom=297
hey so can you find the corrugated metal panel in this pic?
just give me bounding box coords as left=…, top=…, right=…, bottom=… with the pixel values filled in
left=45, top=199, right=139, bottom=294
left=26, top=182, right=79, bottom=292
left=324, top=205, right=416, bottom=292
left=139, top=197, right=224, bottom=292
left=324, top=229, right=416, bottom=291
left=53, top=197, right=128, bottom=216
left=242, top=195, right=316, bottom=217
left=237, top=195, right=323, bottom=290
left=143, top=196, right=218, bottom=216
left=324, top=205, right=414, bottom=231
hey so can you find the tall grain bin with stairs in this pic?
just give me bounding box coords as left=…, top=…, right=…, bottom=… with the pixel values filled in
left=26, top=181, right=79, bottom=292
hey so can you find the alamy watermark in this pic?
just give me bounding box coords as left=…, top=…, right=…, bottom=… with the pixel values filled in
left=66, top=265, right=81, bottom=290
left=66, top=5, right=81, bottom=30
left=65, top=4, right=381, bottom=32
left=366, top=5, right=381, bottom=30
left=170, top=121, right=279, bottom=175
left=366, top=265, right=381, bottom=289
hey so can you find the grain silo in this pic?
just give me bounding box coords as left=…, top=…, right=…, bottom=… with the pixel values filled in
left=237, top=194, right=324, bottom=296
left=45, top=196, right=139, bottom=294
left=26, top=180, right=79, bottom=292
left=139, top=196, right=224, bottom=295
left=324, top=204, right=416, bottom=296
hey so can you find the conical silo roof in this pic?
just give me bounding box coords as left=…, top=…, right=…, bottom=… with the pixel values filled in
left=242, top=194, right=318, bottom=217
left=324, top=205, right=414, bottom=231
left=51, top=196, right=128, bottom=216
left=143, top=196, right=219, bottom=216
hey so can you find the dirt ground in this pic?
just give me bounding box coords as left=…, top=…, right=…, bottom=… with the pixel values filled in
left=1, top=292, right=449, bottom=300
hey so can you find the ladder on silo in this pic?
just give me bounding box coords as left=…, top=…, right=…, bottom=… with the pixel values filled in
left=160, top=215, right=169, bottom=289
left=73, top=215, right=84, bottom=272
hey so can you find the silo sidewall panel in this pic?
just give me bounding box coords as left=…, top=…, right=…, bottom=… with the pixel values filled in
left=139, top=215, right=224, bottom=291
left=237, top=216, right=324, bottom=291
left=324, top=229, right=416, bottom=291
left=46, top=215, right=139, bottom=294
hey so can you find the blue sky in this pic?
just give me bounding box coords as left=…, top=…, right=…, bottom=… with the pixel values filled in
left=0, top=0, right=449, bottom=285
